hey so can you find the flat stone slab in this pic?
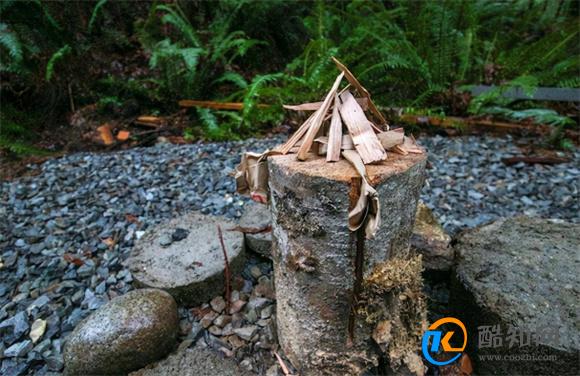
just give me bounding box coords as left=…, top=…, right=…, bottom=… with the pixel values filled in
left=127, top=213, right=245, bottom=306
left=130, top=347, right=250, bottom=376
left=451, top=217, right=580, bottom=375
left=239, top=202, right=272, bottom=258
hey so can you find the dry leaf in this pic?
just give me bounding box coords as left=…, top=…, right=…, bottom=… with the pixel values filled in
left=63, top=254, right=84, bottom=266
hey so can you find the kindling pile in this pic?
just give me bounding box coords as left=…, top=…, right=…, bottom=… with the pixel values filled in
left=236, top=57, right=424, bottom=238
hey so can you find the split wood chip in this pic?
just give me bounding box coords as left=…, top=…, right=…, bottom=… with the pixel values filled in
left=283, top=97, right=368, bottom=111
left=235, top=152, right=270, bottom=204
left=116, top=130, right=130, bottom=141
left=342, top=150, right=380, bottom=239
left=315, top=134, right=354, bottom=155
left=97, top=124, right=114, bottom=145
left=331, top=57, right=388, bottom=129
left=326, top=93, right=343, bottom=162
left=277, top=112, right=315, bottom=154
left=339, top=91, right=387, bottom=164
left=297, top=72, right=345, bottom=160
left=377, top=129, right=404, bottom=149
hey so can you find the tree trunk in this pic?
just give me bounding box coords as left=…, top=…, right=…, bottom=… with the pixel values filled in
left=268, top=151, right=428, bottom=375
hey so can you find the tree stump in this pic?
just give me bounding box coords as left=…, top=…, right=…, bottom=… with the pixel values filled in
left=268, top=151, right=428, bottom=375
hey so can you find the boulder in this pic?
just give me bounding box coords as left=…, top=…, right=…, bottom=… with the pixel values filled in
left=64, top=289, right=179, bottom=375
left=130, top=347, right=250, bottom=376
left=451, top=217, right=579, bottom=376
left=410, top=201, right=453, bottom=271
left=239, top=202, right=272, bottom=258
left=127, top=213, right=245, bottom=306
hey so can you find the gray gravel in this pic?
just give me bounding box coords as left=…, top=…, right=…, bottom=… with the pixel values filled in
left=420, top=135, right=579, bottom=233
left=0, top=134, right=578, bottom=374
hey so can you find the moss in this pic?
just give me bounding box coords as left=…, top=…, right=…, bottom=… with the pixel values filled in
left=357, top=254, right=427, bottom=375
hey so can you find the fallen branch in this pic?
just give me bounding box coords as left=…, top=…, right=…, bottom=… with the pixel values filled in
left=134, top=116, right=164, bottom=128
left=217, top=225, right=231, bottom=312
left=399, top=114, right=579, bottom=139
left=178, top=100, right=269, bottom=110
left=273, top=351, right=294, bottom=376
left=501, top=156, right=571, bottom=165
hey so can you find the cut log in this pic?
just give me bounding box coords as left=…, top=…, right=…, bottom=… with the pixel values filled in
left=339, top=91, right=387, bottom=164
left=268, top=151, right=427, bottom=375
left=326, top=93, right=343, bottom=162
left=297, top=72, right=344, bottom=160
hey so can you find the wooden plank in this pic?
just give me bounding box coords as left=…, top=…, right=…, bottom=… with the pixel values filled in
left=297, top=72, right=344, bottom=160
left=283, top=97, right=368, bottom=111
left=326, top=93, right=343, bottom=162
left=178, top=100, right=269, bottom=110
left=339, top=91, right=387, bottom=164
left=331, top=57, right=388, bottom=129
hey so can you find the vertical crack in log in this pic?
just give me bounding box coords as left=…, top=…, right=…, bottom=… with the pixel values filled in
left=348, top=176, right=365, bottom=345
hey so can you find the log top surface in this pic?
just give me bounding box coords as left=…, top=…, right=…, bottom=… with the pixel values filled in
left=269, top=148, right=427, bottom=185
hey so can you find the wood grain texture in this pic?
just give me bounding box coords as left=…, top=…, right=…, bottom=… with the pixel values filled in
left=326, top=93, right=343, bottom=162
left=331, top=57, right=388, bottom=129
left=339, top=91, right=387, bottom=164
left=297, top=72, right=344, bottom=160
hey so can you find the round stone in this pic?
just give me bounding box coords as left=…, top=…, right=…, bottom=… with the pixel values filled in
left=63, top=289, right=179, bottom=375
left=127, top=213, right=245, bottom=306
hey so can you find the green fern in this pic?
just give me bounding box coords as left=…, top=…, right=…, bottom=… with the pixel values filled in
left=45, top=44, right=71, bottom=81
left=88, top=0, right=109, bottom=33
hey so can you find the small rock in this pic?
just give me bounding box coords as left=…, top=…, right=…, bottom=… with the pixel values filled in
left=158, top=234, right=172, bottom=247
left=250, top=266, right=262, bottom=280
left=239, top=202, right=272, bottom=258
left=410, top=201, right=453, bottom=271
left=233, top=325, right=258, bottom=341
left=228, top=300, right=246, bottom=314
left=214, top=314, right=232, bottom=328
left=171, top=228, right=189, bottom=242
left=260, top=305, right=274, bottom=319
left=29, top=319, right=47, bottom=343
left=208, top=325, right=222, bottom=336
left=210, top=296, right=226, bottom=313
left=201, top=311, right=218, bottom=328
left=4, top=340, right=33, bottom=357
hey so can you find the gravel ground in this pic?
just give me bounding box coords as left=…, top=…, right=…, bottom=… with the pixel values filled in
left=0, top=135, right=578, bottom=375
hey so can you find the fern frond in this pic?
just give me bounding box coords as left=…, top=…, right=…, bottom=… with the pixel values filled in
left=88, top=0, right=108, bottom=33
left=156, top=4, right=201, bottom=47
left=0, top=22, right=23, bottom=63
left=214, top=72, right=248, bottom=89
left=45, top=44, right=71, bottom=81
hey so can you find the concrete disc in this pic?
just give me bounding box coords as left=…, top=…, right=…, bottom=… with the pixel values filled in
left=127, top=212, right=245, bottom=306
